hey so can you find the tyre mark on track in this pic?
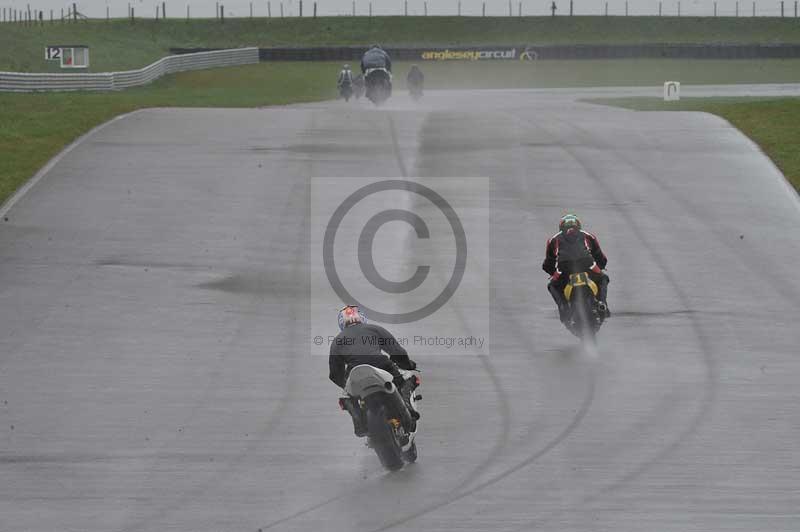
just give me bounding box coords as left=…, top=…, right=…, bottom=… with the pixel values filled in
left=507, top=113, right=719, bottom=530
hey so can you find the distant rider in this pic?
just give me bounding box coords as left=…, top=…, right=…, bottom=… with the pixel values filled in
left=337, top=63, right=353, bottom=89
left=329, top=305, right=419, bottom=434
left=406, top=64, right=424, bottom=89
left=360, top=44, right=392, bottom=74
left=542, top=214, right=610, bottom=322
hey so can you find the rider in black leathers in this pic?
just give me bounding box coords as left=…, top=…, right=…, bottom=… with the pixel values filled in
left=543, top=214, right=610, bottom=322
left=329, top=305, right=419, bottom=435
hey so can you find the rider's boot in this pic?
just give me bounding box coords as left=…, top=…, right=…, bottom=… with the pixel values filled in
left=341, top=398, right=367, bottom=437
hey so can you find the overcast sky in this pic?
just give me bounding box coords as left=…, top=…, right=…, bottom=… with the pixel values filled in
left=0, top=0, right=789, bottom=23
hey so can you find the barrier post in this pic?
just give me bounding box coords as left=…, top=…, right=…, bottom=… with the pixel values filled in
left=509, top=0, right=512, bottom=16
left=250, top=1, right=253, bottom=17
left=313, top=1, right=316, bottom=17
left=269, top=2, right=272, bottom=17
left=795, top=0, right=798, bottom=16
left=518, top=1, right=522, bottom=15
left=280, top=1, right=284, bottom=16
left=404, top=0, right=407, bottom=15
left=604, top=1, right=608, bottom=15
left=155, top=4, right=159, bottom=19
left=752, top=1, right=755, bottom=15
left=714, top=1, right=717, bottom=15
left=369, top=1, right=372, bottom=16
left=215, top=1, right=219, bottom=18
left=570, top=0, right=573, bottom=15
left=781, top=0, right=784, bottom=16
left=625, top=1, right=629, bottom=14
left=73, top=2, right=77, bottom=21
left=678, top=1, right=681, bottom=15
left=424, top=1, right=427, bottom=14
left=299, top=0, right=302, bottom=16
left=659, top=1, right=662, bottom=15
left=107, top=5, right=109, bottom=19
left=131, top=6, right=134, bottom=22
left=482, top=2, right=486, bottom=16
left=458, top=1, right=461, bottom=15
left=351, top=1, right=354, bottom=15
left=187, top=4, right=190, bottom=19
left=163, top=1, right=166, bottom=18
left=736, top=1, right=739, bottom=15
left=220, top=4, right=224, bottom=21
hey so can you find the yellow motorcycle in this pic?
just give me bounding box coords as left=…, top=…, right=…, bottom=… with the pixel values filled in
left=563, top=271, right=606, bottom=339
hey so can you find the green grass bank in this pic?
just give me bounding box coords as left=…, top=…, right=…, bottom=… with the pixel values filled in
left=4, top=17, right=800, bottom=72
left=590, top=96, right=800, bottom=191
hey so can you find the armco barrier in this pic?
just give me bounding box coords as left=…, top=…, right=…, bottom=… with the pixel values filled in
left=172, top=44, right=800, bottom=62
left=0, top=48, right=259, bottom=92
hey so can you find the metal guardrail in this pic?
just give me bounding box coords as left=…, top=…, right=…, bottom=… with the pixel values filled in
left=0, top=47, right=259, bottom=92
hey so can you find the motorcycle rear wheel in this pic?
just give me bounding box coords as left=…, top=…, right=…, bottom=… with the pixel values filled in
left=366, top=405, right=404, bottom=471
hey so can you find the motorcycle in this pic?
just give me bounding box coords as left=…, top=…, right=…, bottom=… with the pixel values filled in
left=562, top=271, right=606, bottom=339
left=408, top=82, right=423, bottom=101
left=364, top=68, right=392, bottom=106
left=339, top=79, right=353, bottom=102
left=339, top=364, right=421, bottom=471
left=353, top=75, right=365, bottom=100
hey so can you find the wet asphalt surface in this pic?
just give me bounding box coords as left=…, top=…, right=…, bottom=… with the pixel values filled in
left=1, top=88, right=799, bottom=532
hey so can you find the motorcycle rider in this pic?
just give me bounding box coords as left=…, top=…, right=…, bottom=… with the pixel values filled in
left=542, top=214, right=610, bottom=322
left=406, top=64, right=424, bottom=91
left=329, top=305, right=419, bottom=436
left=337, top=63, right=353, bottom=90
left=360, top=44, right=392, bottom=74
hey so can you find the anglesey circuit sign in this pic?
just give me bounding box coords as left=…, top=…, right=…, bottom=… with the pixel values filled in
left=420, top=48, right=517, bottom=61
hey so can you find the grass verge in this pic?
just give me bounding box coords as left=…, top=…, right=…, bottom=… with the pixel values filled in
left=590, top=96, right=800, bottom=191
left=4, top=17, right=800, bottom=72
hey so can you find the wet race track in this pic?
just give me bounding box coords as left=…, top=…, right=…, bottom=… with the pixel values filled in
left=1, top=88, right=800, bottom=532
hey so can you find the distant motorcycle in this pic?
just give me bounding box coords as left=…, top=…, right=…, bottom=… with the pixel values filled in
left=409, top=82, right=423, bottom=101
left=353, top=74, right=365, bottom=99
left=339, top=79, right=353, bottom=102
left=561, top=271, right=606, bottom=339
left=364, top=68, right=392, bottom=106
left=339, top=364, right=421, bottom=471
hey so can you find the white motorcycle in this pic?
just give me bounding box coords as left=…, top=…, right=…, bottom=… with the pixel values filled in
left=339, top=364, right=421, bottom=471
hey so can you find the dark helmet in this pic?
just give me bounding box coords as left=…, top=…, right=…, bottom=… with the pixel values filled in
left=338, top=305, right=367, bottom=331
left=559, top=214, right=581, bottom=232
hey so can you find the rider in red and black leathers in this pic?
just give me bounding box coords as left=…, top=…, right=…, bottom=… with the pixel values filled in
left=543, top=215, right=610, bottom=321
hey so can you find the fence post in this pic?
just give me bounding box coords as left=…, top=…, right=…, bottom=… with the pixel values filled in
left=187, top=4, right=190, bottom=19
left=313, top=1, right=316, bottom=17
left=73, top=2, right=77, bottom=21
left=250, top=1, right=253, bottom=17
left=781, top=0, right=784, bottom=15
left=424, top=1, right=427, bottom=14
left=625, top=1, right=628, bottom=14
left=163, top=1, right=166, bottom=18
left=659, top=1, right=662, bottom=14
left=482, top=2, right=486, bottom=15
left=458, top=1, right=461, bottom=15
left=509, top=0, right=512, bottom=16
left=678, top=1, right=681, bottom=15
left=714, top=1, right=717, bottom=15
left=795, top=0, right=797, bottom=17
left=570, top=0, right=573, bottom=15
left=269, top=1, right=272, bottom=16
left=518, top=1, right=521, bottom=15
left=752, top=1, right=755, bottom=15
left=131, top=6, right=134, bottom=21
left=736, top=1, right=739, bottom=14
left=299, top=0, right=302, bottom=16
left=604, top=1, right=608, bottom=15
left=107, top=5, right=109, bottom=19
left=220, top=4, right=224, bottom=21
left=280, top=2, right=284, bottom=16
left=369, top=1, right=372, bottom=16
left=404, top=0, right=407, bottom=15
left=350, top=0, right=353, bottom=15
left=215, top=2, right=219, bottom=18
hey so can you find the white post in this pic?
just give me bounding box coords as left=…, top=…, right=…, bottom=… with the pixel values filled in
left=663, top=81, right=681, bottom=101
